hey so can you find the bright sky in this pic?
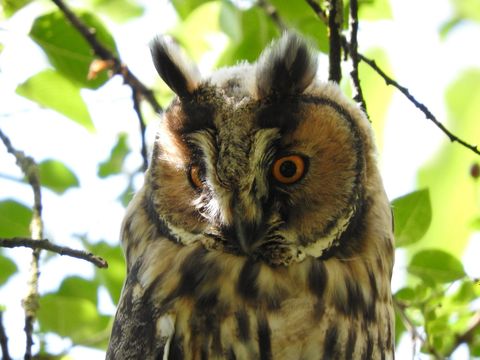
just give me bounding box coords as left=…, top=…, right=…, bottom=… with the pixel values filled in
left=0, top=0, right=479, bottom=358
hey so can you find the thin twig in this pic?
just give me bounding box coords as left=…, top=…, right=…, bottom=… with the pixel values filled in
left=305, top=0, right=328, bottom=23
left=256, top=0, right=287, bottom=31
left=50, top=0, right=161, bottom=114
left=445, top=309, right=480, bottom=356
left=304, top=0, right=480, bottom=156
left=0, top=311, right=12, bottom=360
left=357, top=53, right=480, bottom=155
left=132, top=89, right=149, bottom=171
left=348, top=0, right=368, bottom=114
left=394, top=299, right=443, bottom=360
left=327, top=0, right=343, bottom=83
left=0, top=238, right=108, bottom=269
left=0, top=129, right=42, bottom=360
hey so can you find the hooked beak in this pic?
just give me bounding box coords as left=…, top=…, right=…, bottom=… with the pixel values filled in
left=232, top=204, right=266, bottom=255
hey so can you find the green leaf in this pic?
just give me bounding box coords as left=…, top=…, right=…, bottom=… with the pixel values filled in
left=171, top=0, right=212, bottom=20
left=217, top=6, right=279, bottom=66
left=392, top=189, right=432, bottom=247
left=451, top=279, right=477, bottom=304
left=408, top=249, right=466, bottom=284
left=267, top=0, right=329, bottom=53
left=58, top=276, right=99, bottom=305
left=170, top=1, right=223, bottom=62
left=358, top=0, right=393, bottom=20
left=119, top=180, right=135, bottom=207
left=417, top=69, right=480, bottom=256
left=1, top=0, right=33, bottom=18
left=29, top=10, right=118, bottom=89
left=85, top=241, right=125, bottom=304
left=85, top=0, right=144, bottom=23
left=450, top=0, right=480, bottom=22
left=394, top=287, right=416, bottom=302
left=0, top=253, right=18, bottom=286
left=16, top=69, right=94, bottom=131
left=394, top=307, right=406, bottom=345
left=38, top=293, right=110, bottom=348
left=0, top=200, right=32, bottom=238
left=98, top=133, right=130, bottom=178
left=38, top=159, right=80, bottom=194
left=471, top=217, right=480, bottom=230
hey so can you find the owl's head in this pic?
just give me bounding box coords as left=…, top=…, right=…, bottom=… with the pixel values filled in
left=147, top=33, right=379, bottom=266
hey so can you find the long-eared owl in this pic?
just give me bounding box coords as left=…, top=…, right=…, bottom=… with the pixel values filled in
left=107, top=33, right=395, bottom=359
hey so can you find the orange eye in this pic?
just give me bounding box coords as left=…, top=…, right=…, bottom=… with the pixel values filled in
left=272, top=155, right=306, bottom=184
left=188, top=165, right=203, bottom=189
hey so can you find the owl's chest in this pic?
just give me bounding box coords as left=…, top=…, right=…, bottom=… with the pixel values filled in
left=131, top=241, right=394, bottom=359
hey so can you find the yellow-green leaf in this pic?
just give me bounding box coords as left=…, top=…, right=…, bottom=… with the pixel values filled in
left=38, top=294, right=110, bottom=348
left=86, top=240, right=125, bottom=305
left=16, top=69, right=94, bottom=131
left=0, top=200, right=32, bottom=238
left=0, top=253, right=17, bottom=286
left=392, top=189, right=432, bottom=247
left=38, top=159, right=80, bottom=194
left=358, top=0, right=393, bottom=20
left=417, top=69, right=480, bottom=256
left=1, top=0, right=33, bottom=18
left=29, top=10, right=118, bottom=89
left=98, top=133, right=130, bottom=178
left=408, top=249, right=466, bottom=284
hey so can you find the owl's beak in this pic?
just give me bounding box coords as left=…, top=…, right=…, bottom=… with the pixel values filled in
left=232, top=207, right=266, bottom=255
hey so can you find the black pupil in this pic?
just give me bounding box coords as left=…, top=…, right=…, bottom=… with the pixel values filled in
left=279, top=160, right=297, bottom=178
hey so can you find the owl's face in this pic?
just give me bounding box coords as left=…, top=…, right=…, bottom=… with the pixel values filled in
left=148, top=34, right=374, bottom=266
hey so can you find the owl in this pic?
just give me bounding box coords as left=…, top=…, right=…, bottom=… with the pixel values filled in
left=106, top=33, right=395, bottom=359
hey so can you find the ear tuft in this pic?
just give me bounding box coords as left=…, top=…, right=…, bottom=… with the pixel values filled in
left=256, top=33, right=318, bottom=99
left=150, top=37, right=201, bottom=98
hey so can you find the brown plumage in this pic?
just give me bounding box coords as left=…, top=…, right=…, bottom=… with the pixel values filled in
left=106, top=33, right=395, bottom=359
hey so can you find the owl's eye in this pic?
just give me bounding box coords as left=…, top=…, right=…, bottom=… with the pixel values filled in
left=272, top=154, right=307, bottom=184
left=188, top=164, right=204, bottom=189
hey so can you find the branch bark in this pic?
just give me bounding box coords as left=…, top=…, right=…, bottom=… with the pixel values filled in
left=303, top=0, right=480, bottom=156
left=394, top=299, right=444, bottom=360
left=327, top=0, right=343, bottom=83
left=445, top=309, right=480, bottom=357
left=0, top=311, right=11, bottom=360
left=348, top=0, right=368, bottom=114
left=257, top=0, right=287, bottom=31
left=0, top=238, right=108, bottom=269
left=50, top=0, right=162, bottom=169
left=0, top=129, right=42, bottom=360
left=357, top=53, right=480, bottom=155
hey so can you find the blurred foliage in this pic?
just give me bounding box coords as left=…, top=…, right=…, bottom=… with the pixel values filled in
left=440, top=0, right=480, bottom=37
left=0, top=0, right=479, bottom=358
left=38, top=159, right=80, bottom=194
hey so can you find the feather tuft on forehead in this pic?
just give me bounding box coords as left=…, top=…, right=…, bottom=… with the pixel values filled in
left=255, top=32, right=318, bottom=99
left=150, top=36, right=201, bottom=98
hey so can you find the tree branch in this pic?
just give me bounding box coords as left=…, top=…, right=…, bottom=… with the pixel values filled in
left=0, top=128, right=42, bottom=360
left=132, top=89, right=149, bottom=172
left=394, top=299, right=444, bottom=360
left=50, top=0, right=162, bottom=172
left=445, top=309, right=480, bottom=356
left=0, top=238, right=108, bottom=269
left=0, top=311, right=12, bottom=360
left=348, top=0, right=368, bottom=114
left=327, top=0, right=343, bottom=83
left=305, top=0, right=328, bottom=24
left=50, top=0, right=161, bottom=114
left=256, top=0, right=287, bottom=31
left=357, top=53, right=480, bottom=155
left=303, top=0, right=480, bottom=156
